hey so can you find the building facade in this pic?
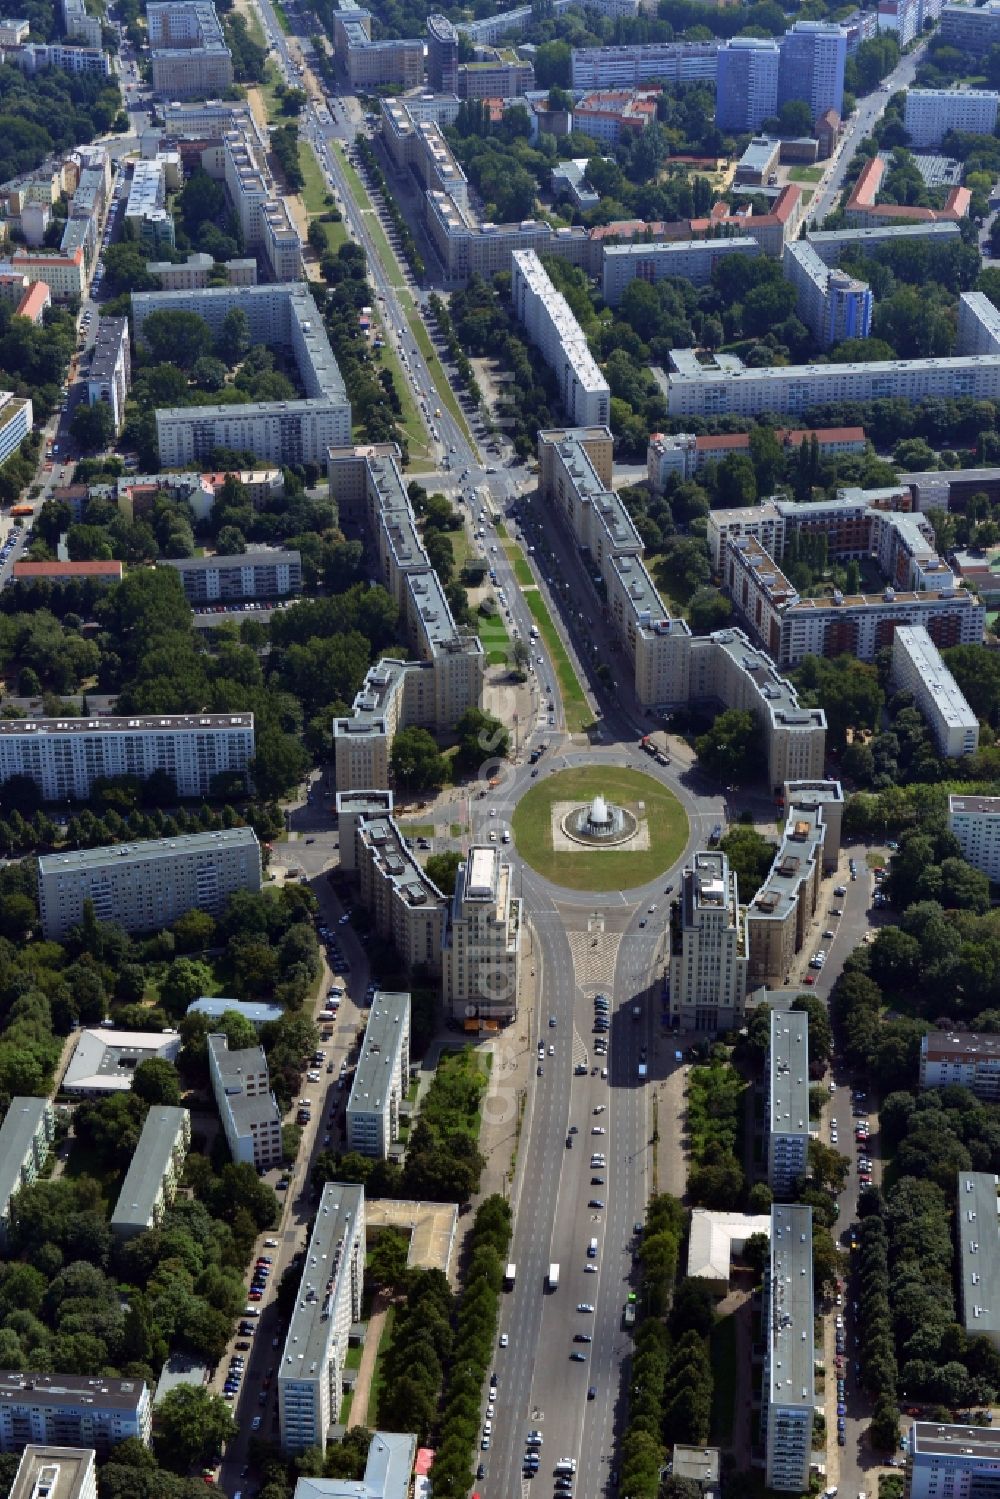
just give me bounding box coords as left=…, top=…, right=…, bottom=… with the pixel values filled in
left=164, top=549, right=302, bottom=603
left=920, top=1031, right=1000, bottom=1099
left=0, top=392, right=32, bottom=466
left=278, top=1182, right=365, bottom=1452
left=147, top=0, right=234, bottom=97
left=715, top=38, right=780, bottom=131
left=426, top=13, right=458, bottom=92
left=767, top=1009, right=810, bottom=1196
left=904, top=87, right=1000, bottom=146
left=0, top=1098, right=55, bottom=1244
left=778, top=21, right=846, bottom=120
left=109, top=1105, right=190, bottom=1240
left=763, top=1205, right=815, bottom=1491
left=37, top=827, right=262, bottom=939
left=602, top=236, right=759, bottom=304
left=890, top=624, right=979, bottom=757
left=345, top=991, right=410, bottom=1158
left=0, top=712, right=254, bottom=803
left=207, top=1033, right=283, bottom=1171
left=0, top=1375, right=151, bottom=1454
left=667, top=850, right=748, bottom=1032
left=948, top=794, right=1000, bottom=881
left=442, top=845, right=522, bottom=1024
left=783, top=239, right=872, bottom=347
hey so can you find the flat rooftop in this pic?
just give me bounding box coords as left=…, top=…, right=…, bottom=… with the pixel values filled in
left=167, top=549, right=300, bottom=571
left=951, top=794, right=1000, bottom=816
left=911, top=1420, right=1000, bottom=1460
left=9, top=1447, right=96, bottom=1499
left=347, top=992, right=409, bottom=1116
left=0, top=1098, right=50, bottom=1206
left=0, top=1372, right=146, bottom=1411
left=893, top=625, right=977, bottom=730
left=62, top=1029, right=181, bottom=1092
left=769, top=1010, right=809, bottom=1137
left=957, top=1173, right=1000, bottom=1343
left=39, top=827, right=258, bottom=875
left=925, top=1030, right=1000, bottom=1063
left=0, top=713, right=252, bottom=737
left=282, top=1182, right=364, bottom=1376
left=110, top=1105, right=188, bottom=1233
left=710, top=629, right=824, bottom=730
left=768, top=1204, right=814, bottom=1409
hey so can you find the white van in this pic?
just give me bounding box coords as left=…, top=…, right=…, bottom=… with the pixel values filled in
left=555, top=1460, right=577, bottom=1475
left=588, top=1238, right=598, bottom=1259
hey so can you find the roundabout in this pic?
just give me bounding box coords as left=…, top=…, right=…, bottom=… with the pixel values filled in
left=510, top=765, right=689, bottom=892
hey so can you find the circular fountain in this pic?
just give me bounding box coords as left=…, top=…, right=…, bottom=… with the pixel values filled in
left=560, top=792, right=638, bottom=849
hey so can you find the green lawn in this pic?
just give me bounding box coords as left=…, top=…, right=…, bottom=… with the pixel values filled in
left=298, top=141, right=331, bottom=215
left=477, top=609, right=510, bottom=666
left=511, top=765, right=689, bottom=892
left=272, top=0, right=290, bottom=30
left=709, top=1313, right=738, bottom=1445
left=788, top=165, right=824, bottom=183
left=258, top=63, right=285, bottom=124
left=503, top=542, right=533, bottom=587
left=239, top=0, right=267, bottom=46
left=317, top=217, right=348, bottom=254
left=345, top=1342, right=363, bottom=1371
left=523, top=589, right=593, bottom=733
left=369, top=1306, right=396, bottom=1425
left=398, top=822, right=434, bottom=837
left=339, top=1391, right=353, bottom=1424
left=449, top=525, right=472, bottom=573
left=373, top=332, right=433, bottom=465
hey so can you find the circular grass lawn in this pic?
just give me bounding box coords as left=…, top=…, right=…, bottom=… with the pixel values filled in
left=511, top=765, right=688, bottom=893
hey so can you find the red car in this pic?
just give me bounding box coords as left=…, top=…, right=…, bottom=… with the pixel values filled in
left=804, top=975, right=815, bottom=985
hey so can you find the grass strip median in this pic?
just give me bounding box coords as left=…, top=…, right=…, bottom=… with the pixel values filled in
left=402, top=295, right=473, bottom=446
left=523, top=588, right=592, bottom=732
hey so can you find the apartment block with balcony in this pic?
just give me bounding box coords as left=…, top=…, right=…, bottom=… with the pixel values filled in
left=164, top=549, right=302, bottom=603
left=949, top=794, right=1000, bottom=881
left=921, top=1031, right=1000, bottom=1099
left=890, top=624, right=979, bottom=757
left=0, top=1374, right=151, bottom=1454
left=110, top=1105, right=190, bottom=1240
left=37, top=827, right=261, bottom=940
left=0, top=1098, right=55, bottom=1244
left=908, top=1420, right=1000, bottom=1499
left=147, top=0, right=233, bottom=97
left=278, top=1183, right=365, bottom=1452
left=0, top=712, right=254, bottom=803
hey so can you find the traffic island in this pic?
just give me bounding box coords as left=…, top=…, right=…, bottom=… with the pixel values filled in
left=511, top=766, right=688, bottom=892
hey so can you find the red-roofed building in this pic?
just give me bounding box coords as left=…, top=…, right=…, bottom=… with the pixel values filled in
left=846, top=156, right=971, bottom=227
left=648, top=425, right=868, bottom=488
left=13, top=560, right=123, bottom=586
left=574, top=88, right=659, bottom=146
left=15, top=281, right=51, bottom=325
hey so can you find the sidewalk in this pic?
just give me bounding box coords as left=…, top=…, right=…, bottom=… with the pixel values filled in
left=349, top=1290, right=389, bottom=1428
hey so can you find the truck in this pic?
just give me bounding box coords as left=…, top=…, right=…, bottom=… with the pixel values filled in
left=547, top=1263, right=560, bottom=1291
left=504, top=1263, right=516, bottom=1290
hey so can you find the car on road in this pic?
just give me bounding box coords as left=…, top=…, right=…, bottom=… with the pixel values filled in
left=573, top=1333, right=592, bottom=1343
left=499, top=1333, right=508, bottom=1347
left=569, top=1351, right=586, bottom=1361
left=588, top=1198, right=605, bottom=1209
left=592, top=1126, right=606, bottom=1134
left=588, top=1386, right=597, bottom=1400
left=577, top=1303, right=595, bottom=1313
left=251, top=1416, right=262, bottom=1431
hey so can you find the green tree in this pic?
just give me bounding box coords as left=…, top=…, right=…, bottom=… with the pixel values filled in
left=454, top=707, right=509, bottom=773
left=425, top=851, right=462, bottom=896
left=216, top=307, right=251, bottom=365
left=390, top=728, right=448, bottom=792
left=695, top=709, right=763, bottom=785
left=139, top=310, right=214, bottom=369
left=687, top=587, right=733, bottom=634
left=132, top=1056, right=181, bottom=1106
left=160, top=957, right=214, bottom=1019
left=69, top=401, right=115, bottom=452
left=155, top=1385, right=237, bottom=1472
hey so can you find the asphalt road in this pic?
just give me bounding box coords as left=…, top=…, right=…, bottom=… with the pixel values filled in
left=808, top=39, right=928, bottom=227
